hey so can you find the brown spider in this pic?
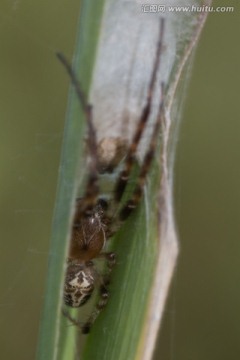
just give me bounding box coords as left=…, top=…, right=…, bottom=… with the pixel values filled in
left=57, top=18, right=165, bottom=335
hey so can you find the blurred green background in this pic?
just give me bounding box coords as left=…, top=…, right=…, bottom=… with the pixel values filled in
left=0, top=1, right=239, bottom=360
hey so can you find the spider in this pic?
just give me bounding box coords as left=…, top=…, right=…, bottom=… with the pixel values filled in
left=57, top=18, right=165, bottom=335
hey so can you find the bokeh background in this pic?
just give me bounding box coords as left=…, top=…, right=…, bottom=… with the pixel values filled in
left=0, top=1, right=239, bottom=359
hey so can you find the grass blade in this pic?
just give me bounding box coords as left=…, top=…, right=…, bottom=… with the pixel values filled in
left=37, top=1, right=211, bottom=359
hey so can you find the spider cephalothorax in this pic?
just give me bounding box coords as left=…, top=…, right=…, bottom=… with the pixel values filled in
left=58, top=19, right=165, bottom=334
left=69, top=198, right=107, bottom=263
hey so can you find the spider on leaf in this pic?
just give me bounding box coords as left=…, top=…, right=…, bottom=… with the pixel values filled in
left=57, top=18, right=165, bottom=334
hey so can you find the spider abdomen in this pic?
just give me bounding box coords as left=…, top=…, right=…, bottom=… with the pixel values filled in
left=64, top=263, right=95, bottom=307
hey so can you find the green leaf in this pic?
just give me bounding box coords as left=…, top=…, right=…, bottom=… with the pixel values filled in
left=37, top=1, right=211, bottom=359
left=36, top=1, right=106, bottom=359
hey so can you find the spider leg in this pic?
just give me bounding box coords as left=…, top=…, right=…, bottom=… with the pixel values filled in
left=81, top=105, right=99, bottom=213
left=119, top=84, right=164, bottom=221
left=98, top=251, right=116, bottom=273
left=57, top=53, right=99, bottom=213
left=81, top=252, right=116, bottom=333
left=81, top=283, right=109, bottom=334
left=114, top=18, right=165, bottom=203
left=80, top=252, right=115, bottom=333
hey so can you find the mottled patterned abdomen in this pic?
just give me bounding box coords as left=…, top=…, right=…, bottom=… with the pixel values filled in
left=64, top=262, right=95, bottom=307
